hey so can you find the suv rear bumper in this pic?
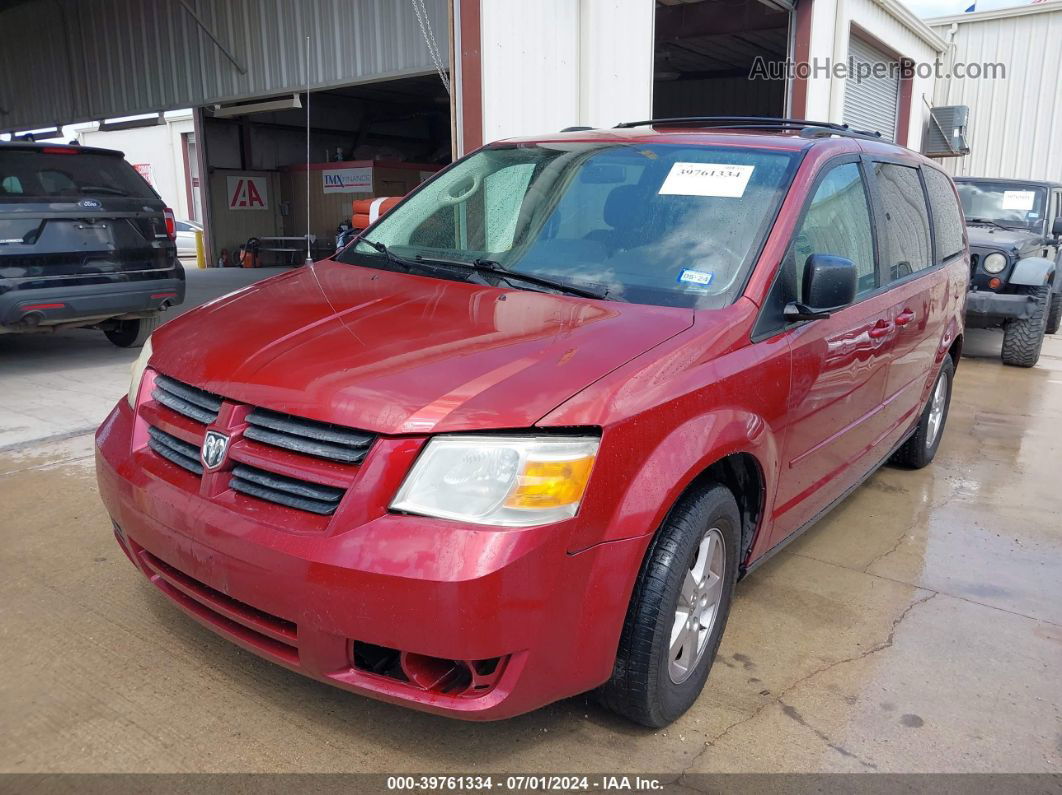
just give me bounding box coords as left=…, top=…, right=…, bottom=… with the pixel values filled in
left=0, top=277, right=185, bottom=328
left=964, top=290, right=1037, bottom=322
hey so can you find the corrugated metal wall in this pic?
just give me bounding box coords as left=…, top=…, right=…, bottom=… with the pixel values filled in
left=930, top=6, right=1062, bottom=181
left=0, top=0, right=448, bottom=133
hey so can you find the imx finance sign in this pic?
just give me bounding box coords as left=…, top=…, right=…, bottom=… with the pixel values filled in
left=227, top=176, right=269, bottom=210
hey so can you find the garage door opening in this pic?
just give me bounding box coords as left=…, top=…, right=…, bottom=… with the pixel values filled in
left=199, top=74, right=451, bottom=266
left=653, top=0, right=792, bottom=119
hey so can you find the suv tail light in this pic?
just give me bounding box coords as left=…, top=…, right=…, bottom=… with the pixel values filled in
left=163, top=208, right=176, bottom=241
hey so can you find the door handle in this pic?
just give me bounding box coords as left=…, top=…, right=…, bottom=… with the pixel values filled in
left=868, top=319, right=893, bottom=339
left=895, top=308, right=916, bottom=326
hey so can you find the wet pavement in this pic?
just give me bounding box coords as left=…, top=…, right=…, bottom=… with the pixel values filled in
left=0, top=325, right=1059, bottom=774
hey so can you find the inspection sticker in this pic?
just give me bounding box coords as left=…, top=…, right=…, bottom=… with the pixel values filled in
left=659, top=163, right=755, bottom=198
left=678, top=269, right=713, bottom=287
left=1002, top=190, right=1036, bottom=211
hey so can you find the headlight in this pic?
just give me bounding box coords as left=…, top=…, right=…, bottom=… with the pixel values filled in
left=982, top=252, right=1008, bottom=274
left=126, top=336, right=153, bottom=408
left=391, top=435, right=599, bottom=527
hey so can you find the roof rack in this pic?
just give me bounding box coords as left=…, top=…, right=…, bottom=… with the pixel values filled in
left=613, top=116, right=883, bottom=141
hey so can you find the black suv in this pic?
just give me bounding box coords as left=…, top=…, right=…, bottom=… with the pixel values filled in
left=955, top=177, right=1062, bottom=367
left=0, top=142, right=184, bottom=347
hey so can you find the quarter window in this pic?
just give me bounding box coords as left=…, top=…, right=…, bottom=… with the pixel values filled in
left=874, top=163, right=933, bottom=280
left=791, top=162, right=877, bottom=300
left=922, top=168, right=965, bottom=262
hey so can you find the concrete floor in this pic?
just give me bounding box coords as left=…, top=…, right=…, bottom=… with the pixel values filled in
left=1, top=278, right=1060, bottom=773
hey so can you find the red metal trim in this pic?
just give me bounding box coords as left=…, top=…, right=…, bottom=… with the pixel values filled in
left=459, top=0, right=483, bottom=153
left=789, top=0, right=813, bottom=118
left=20, top=302, right=66, bottom=310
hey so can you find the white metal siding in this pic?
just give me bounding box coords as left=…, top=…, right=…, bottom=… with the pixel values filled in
left=930, top=5, right=1062, bottom=181
left=0, top=0, right=448, bottom=133
left=843, top=36, right=899, bottom=141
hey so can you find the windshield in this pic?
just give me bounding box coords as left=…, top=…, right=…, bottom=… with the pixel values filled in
left=336, top=142, right=801, bottom=309
left=956, top=181, right=1047, bottom=231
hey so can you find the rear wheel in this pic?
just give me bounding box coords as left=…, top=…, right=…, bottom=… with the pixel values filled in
left=598, top=484, right=740, bottom=728
left=890, top=356, right=954, bottom=469
left=104, top=313, right=161, bottom=348
left=1046, top=291, right=1061, bottom=335
left=1001, top=286, right=1049, bottom=367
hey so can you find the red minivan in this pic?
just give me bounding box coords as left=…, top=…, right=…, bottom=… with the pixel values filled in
left=95, top=119, right=969, bottom=727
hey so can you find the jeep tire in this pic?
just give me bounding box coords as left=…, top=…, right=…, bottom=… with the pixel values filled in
left=1001, top=285, right=1049, bottom=367
left=1046, top=291, right=1061, bottom=335
left=598, top=484, right=740, bottom=728
left=104, top=313, right=162, bottom=348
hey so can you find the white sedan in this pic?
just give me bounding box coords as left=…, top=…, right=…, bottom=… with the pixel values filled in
left=174, top=220, right=203, bottom=258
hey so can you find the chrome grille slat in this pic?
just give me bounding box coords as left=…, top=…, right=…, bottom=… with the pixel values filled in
left=245, top=409, right=375, bottom=464
left=231, top=464, right=343, bottom=515
left=153, top=375, right=222, bottom=424
left=147, top=427, right=202, bottom=474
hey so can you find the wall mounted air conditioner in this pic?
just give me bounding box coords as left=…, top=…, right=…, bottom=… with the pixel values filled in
left=923, top=105, right=970, bottom=158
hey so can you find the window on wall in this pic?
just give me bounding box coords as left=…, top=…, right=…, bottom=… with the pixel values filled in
left=922, top=168, right=965, bottom=262
left=873, top=163, right=932, bottom=281
left=791, top=162, right=877, bottom=300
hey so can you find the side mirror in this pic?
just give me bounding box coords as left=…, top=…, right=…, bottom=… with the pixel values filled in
left=1052, top=217, right=1062, bottom=237
left=783, top=254, right=858, bottom=322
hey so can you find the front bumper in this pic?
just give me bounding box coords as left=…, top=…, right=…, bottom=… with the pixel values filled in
left=95, top=400, right=647, bottom=720
left=964, top=289, right=1038, bottom=322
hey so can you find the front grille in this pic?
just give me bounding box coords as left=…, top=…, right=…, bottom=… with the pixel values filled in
left=231, top=463, right=345, bottom=515
left=153, top=374, right=222, bottom=425
left=147, top=426, right=202, bottom=474
left=245, top=408, right=376, bottom=464
left=144, top=373, right=375, bottom=520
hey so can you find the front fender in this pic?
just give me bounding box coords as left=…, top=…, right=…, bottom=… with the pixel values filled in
left=568, top=409, right=778, bottom=553
left=1009, top=256, right=1055, bottom=287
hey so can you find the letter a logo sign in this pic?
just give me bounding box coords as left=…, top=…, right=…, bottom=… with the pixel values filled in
left=226, top=176, right=269, bottom=210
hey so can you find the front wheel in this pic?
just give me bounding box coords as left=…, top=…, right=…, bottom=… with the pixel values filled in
left=890, top=356, right=954, bottom=469
left=1046, top=291, right=1061, bottom=335
left=598, top=484, right=740, bottom=727
left=1001, top=286, right=1049, bottom=366
left=104, top=313, right=161, bottom=348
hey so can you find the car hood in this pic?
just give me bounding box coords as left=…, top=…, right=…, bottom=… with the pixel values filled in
left=150, top=260, right=694, bottom=434
left=966, top=226, right=1037, bottom=254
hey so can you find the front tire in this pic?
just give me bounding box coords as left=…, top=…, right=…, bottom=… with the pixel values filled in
left=890, top=356, right=954, bottom=469
left=599, top=484, right=740, bottom=728
left=1001, top=286, right=1049, bottom=366
left=1045, top=291, right=1061, bottom=335
left=104, top=313, right=161, bottom=348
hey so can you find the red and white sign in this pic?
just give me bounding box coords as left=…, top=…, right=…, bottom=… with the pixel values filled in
left=133, top=163, right=155, bottom=187
left=322, top=166, right=373, bottom=194
left=227, top=176, right=269, bottom=210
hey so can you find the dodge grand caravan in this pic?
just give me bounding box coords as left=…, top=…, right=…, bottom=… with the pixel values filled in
left=95, top=118, right=968, bottom=727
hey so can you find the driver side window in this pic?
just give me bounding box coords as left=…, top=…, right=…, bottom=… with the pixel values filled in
left=790, top=162, right=877, bottom=302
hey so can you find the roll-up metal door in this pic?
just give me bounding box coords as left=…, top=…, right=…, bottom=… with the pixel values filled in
left=843, top=36, right=900, bottom=141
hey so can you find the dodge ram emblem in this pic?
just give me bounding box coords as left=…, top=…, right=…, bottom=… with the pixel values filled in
left=201, top=431, right=230, bottom=470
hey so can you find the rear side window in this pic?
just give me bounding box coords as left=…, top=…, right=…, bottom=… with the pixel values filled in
left=0, top=149, right=157, bottom=200
left=792, top=162, right=877, bottom=299
left=922, top=168, right=965, bottom=262
left=873, top=163, right=933, bottom=281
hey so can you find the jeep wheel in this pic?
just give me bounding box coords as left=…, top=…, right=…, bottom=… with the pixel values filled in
left=104, top=313, right=161, bottom=348
left=1046, top=292, right=1061, bottom=335
left=1001, top=286, right=1049, bottom=367
left=890, top=356, right=954, bottom=469
left=598, top=484, right=740, bottom=728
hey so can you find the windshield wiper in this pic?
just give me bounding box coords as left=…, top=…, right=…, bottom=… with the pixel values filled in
left=414, top=254, right=610, bottom=300
left=967, top=217, right=1010, bottom=230
left=361, top=238, right=416, bottom=272
left=79, top=185, right=129, bottom=196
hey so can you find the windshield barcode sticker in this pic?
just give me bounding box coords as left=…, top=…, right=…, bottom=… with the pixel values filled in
left=1002, top=190, right=1036, bottom=211
left=659, top=163, right=755, bottom=198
